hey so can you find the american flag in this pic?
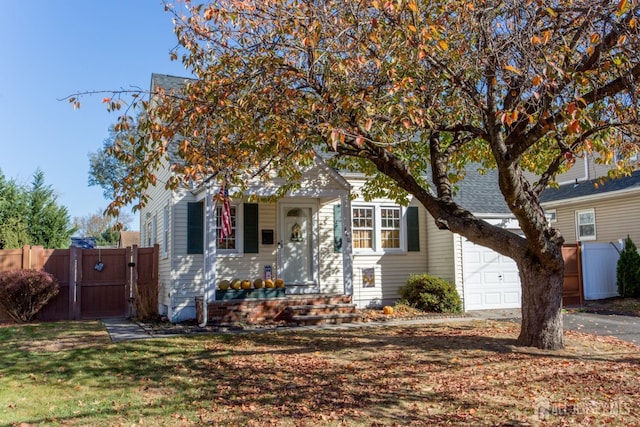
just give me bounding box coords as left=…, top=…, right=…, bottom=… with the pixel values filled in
left=219, top=184, right=232, bottom=242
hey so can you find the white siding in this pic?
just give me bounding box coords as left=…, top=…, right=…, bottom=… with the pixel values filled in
left=214, top=201, right=278, bottom=283
left=139, top=157, right=175, bottom=316
left=318, top=198, right=344, bottom=294
left=348, top=195, right=429, bottom=308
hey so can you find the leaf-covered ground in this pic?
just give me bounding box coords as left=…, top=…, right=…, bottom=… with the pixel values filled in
left=1, top=319, right=638, bottom=426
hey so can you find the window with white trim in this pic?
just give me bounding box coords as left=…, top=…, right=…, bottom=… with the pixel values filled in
left=146, top=221, right=153, bottom=247
left=215, top=205, right=237, bottom=250
left=380, top=207, right=401, bottom=249
left=352, top=205, right=406, bottom=252
left=162, top=206, right=169, bottom=258
left=545, top=209, right=557, bottom=223
left=352, top=207, right=374, bottom=250
left=576, top=209, right=596, bottom=240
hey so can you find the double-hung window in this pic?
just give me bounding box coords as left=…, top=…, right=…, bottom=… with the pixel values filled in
left=216, top=205, right=237, bottom=251
left=352, top=207, right=374, bottom=250
left=380, top=207, right=401, bottom=249
left=576, top=209, right=596, bottom=241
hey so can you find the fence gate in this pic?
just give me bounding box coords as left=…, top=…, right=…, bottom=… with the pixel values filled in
left=0, top=245, right=158, bottom=322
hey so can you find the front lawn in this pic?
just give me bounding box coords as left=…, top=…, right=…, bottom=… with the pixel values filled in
left=0, top=320, right=638, bottom=426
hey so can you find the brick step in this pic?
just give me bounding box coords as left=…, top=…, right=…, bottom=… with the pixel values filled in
left=286, top=303, right=357, bottom=316
left=290, top=312, right=364, bottom=326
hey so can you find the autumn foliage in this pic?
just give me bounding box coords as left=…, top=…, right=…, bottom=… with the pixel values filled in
left=70, top=0, right=640, bottom=349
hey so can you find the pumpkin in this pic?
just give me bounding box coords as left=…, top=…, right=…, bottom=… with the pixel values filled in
left=383, top=305, right=394, bottom=315
left=253, top=278, right=264, bottom=289
left=241, top=280, right=252, bottom=290
left=264, top=279, right=275, bottom=288
left=275, top=278, right=285, bottom=288
left=218, top=279, right=231, bottom=291
left=231, top=279, right=242, bottom=290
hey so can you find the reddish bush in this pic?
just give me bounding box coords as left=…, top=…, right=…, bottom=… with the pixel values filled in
left=0, top=269, right=59, bottom=322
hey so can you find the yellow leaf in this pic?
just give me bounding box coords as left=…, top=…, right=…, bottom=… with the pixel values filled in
left=618, top=34, right=627, bottom=45
left=438, top=40, right=448, bottom=51
left=587, top=45, right=595, bottom=56
left=531, top=35, right=541, bottom=46
left=590, top=33, right=599, bottom=44
left=618, top=0, right=628, bottom=13
left=408, top=24, right=417, bottom=33
left=504, top=65, right=521, bottom=75
left=408, top=1, right=419, bottom=12
left=532, top=75, right=541, bottom=85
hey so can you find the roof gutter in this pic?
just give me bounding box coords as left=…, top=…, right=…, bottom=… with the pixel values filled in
left=541, top=185, right=640, bottom=207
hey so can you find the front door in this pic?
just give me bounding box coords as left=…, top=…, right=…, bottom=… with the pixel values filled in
left=279, top=203, right=317, bottom=286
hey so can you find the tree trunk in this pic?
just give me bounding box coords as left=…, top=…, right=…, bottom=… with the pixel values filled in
left=517, top=254, right=565, bottom=350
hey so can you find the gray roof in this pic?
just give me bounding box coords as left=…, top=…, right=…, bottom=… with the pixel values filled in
left=451, top=167, right=510, bottom=214
left=150, top=73, right=193, bottom=92
left=541, top=169, right=640, bottom=203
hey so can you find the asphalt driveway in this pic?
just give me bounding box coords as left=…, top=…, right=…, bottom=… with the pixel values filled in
left=469, top=309, right=640, bottom=345
left=563, top=312, right=640, bottom=345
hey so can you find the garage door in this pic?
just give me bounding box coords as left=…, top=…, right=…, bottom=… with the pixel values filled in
left=462, top=238, right=521, bottom=310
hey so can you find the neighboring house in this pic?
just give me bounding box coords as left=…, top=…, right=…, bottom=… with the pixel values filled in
left=540, top=157, right=640, bottom=300
left=541, top=168, right=640, bottom=246
left=118, top=231, right=141, bottom=248
left=140, top=74, right=522, bottom=321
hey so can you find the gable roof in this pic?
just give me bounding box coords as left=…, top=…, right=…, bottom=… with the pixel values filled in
left=541, top=169, right=640, bottom=205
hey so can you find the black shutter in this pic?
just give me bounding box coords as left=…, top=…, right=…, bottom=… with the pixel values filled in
left=244, top=203, right=259, bottom=253
left=407, top=206, right=420, bottom=252
left=333, top=204, right=343, bottom=252
left=187, top=202, right=204, bottom=254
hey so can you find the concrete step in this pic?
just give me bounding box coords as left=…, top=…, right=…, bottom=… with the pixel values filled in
left=286, top=303, right=357, bottom=316
left=290, top=312, right=364, bottom=326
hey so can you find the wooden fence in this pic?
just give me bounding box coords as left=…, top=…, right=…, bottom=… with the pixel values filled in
left=0, top=245, right=158, bottom=322
left=562, top=243, right=583, bottom=306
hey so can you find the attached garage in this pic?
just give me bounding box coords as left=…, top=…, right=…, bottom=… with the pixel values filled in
left=460, top=237, right=521, bottom=310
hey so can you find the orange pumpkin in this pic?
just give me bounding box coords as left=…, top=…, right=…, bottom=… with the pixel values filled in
left=383, top=306, right=394, bottom=315
left=264, top=279, right=275, bottom=288
left=231, top=279, right=242, bottom=290
left=241, top=280, right=252, bottom=290
left=253, top=278, right=264, bottom=289
left=275, top=278, right=285, bottom=288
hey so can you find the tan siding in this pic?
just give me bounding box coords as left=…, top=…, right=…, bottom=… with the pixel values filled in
left=426, top=219, right=456, bottom=282
left=550, top=193, right=640, bottom=245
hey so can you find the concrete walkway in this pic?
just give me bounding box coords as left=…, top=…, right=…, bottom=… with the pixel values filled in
left=101, top=317, right=151, bottom=343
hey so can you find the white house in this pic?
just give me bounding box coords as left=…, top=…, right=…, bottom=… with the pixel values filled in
left=140, top=74, right=523, bottom=322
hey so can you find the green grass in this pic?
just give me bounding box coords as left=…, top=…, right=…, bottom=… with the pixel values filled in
left=0, top=321, right=211, bottom=426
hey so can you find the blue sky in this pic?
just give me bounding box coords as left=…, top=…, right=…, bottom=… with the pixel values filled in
left=0, top=1, right=190, bottom=230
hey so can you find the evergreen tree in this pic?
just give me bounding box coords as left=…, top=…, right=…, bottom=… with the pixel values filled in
left=26, top=169, right=76, bottom=248
left=0, top=170, right=29, bottom=249
left=617, top=236, right=640, bottom=297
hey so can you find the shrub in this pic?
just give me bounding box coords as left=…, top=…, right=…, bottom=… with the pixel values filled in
left=617, top=236, right=640, bottom=297
left=0, top=269, right=59, bottom=322
left=399, top=274, right=462, bottom=313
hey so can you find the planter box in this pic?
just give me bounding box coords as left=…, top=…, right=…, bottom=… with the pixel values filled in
left=215, top=288, right=285, bottom=300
